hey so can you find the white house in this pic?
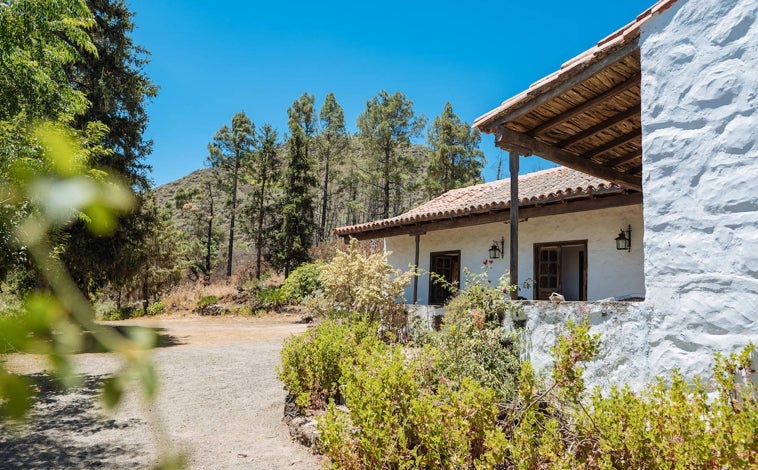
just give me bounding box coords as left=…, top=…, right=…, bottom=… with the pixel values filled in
left=336, top=0, right=757, bottom=385
left=335, top=166, right=644, bottom=305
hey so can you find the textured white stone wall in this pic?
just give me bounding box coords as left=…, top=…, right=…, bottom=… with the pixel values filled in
left=640, top=0, right=758, bottom=379
left=385, top=204, right=644, bottom=305
left=516, top=301, right=653, bottom=389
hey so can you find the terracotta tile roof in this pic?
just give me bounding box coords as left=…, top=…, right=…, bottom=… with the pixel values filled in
left=335, top=166, right=624, bottom=236
left=473, top=0, right=678, bottom=131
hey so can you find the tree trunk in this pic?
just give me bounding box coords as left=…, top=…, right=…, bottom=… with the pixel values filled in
left=226, top=152, right=240, bottom=277
left=255, top=178, right=266, bottom=279
left=382, top=147, right=390, bottom=219
left=320, top=151, right=330, bottom=242
left=205, top=182, right=214, bottom=275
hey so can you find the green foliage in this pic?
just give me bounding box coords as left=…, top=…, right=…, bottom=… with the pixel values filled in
left=146, top=301, right=165, bottom=316
left=277, top=319, right=378, bottom=409
left=280, top=262, right=324, bottom=304
left=175, top=179, right=222, bottom=279
left=316, top=92, right=349, bottom=242
left=314, top=238, right=413, bottom=330
left=443, top=265, right=520, bottom=327
left=503, top=322, right=758, bottom=469
left=319, top=342, right=506, bottom=469
left=271, top=94, right=318, bottom=277
left=242, top=123, right=280, bottom=279
left=426, top=102, right=484, bottom=198
left=426, top=320, right=521, bottom=402
left=357, top=90, right=427, bottom=219
left=0, top=124, right=158, bottom=421
left=196, top=295, right=218, bottom=309
left=207, top=111, right=255, bottom=277
left=251, top=286, right=287, bottom=313
left=551, top=317, right=601, bottom=402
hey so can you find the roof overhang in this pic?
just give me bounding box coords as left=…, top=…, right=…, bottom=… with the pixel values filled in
left=474, top=0, right=678, bottom=192
left=339, top=191, right=642, bottom=241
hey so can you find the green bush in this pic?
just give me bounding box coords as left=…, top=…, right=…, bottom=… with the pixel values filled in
left=196, top=295, right=218, bottom=309
left=319, top=342, right=507, bottom=469
left=425, top=318, right=521, bottom=402
left=280, top=262, right=324, bottom=304
left=502, top=320, right=758, bottom=469
left=277, top=319, right=378, bottom=409
left=251, top=286, right=287, bottom=312
left=146, top=301, right=165, bottom=316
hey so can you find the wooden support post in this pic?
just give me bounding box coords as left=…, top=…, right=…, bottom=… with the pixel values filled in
left=412, top=234, right=420, bottom=304
left=509, top=152, right=520, bottom=298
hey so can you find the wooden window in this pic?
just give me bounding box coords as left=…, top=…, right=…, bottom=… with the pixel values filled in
left=429, top=251, right=460, bottom=305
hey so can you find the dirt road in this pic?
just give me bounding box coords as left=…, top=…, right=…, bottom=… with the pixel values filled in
left=0, top=314, right=322, bottom=469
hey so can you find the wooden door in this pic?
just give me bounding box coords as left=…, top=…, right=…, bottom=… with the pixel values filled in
left=535, top=246, right=560, bottom=300
left=429, top=251, right=460, bottom=305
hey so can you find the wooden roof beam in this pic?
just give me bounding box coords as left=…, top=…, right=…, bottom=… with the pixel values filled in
left=496, top=127, right=642, bottom=191
left=605, top=150, right=642, bottom=169
left=557, top=105, right=639, bottom=147
left=480, top=41, right=640, bottom=132
left=580, top=128, right=642, bottom=162
left=530, top=72, right=641, bottom=136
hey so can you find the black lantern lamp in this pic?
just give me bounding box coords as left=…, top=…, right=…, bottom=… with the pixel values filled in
left=489, top=237, right=505, bottom=259
left=615, top=225, right=632, bottom=252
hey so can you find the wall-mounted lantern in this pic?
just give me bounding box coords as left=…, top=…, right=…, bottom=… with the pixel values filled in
left=615, top=225, right=632, bottom=252
left=489, top=237, right=505, bottom=259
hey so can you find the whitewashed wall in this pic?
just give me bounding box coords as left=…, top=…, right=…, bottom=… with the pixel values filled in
left=640, top=0, right=758, bottom=380
left=386, top=204, right=644, bottom=305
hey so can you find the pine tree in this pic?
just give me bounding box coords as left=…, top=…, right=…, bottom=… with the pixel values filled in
left=316, top=93, right=349, bottom=241
left=174, top=180, right=222, bottom=279
left=60, top=0, right=159, bottom=293
left=272, top=95, right=317, bottom=277
left=244, top=123, right=281, bottom=279
left=207, top=111, right=255, bottom=277
left=426, top=102, right=484, bottom=197
left=357, top=90, right=426, bottom=219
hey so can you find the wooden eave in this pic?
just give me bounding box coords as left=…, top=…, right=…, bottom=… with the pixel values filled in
left=475, top=35, right=645, bottom=192
left=341, top=191, right=642, bottom=241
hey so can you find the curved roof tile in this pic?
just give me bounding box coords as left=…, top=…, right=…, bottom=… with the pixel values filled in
left=335, top=166, right=624, bottom=236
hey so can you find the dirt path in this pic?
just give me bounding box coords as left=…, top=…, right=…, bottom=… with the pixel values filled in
left=0, top=314, right=322, bottom=469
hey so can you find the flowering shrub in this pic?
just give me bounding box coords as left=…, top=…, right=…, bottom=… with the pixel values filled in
left=316, top=238, right=413, bottom=330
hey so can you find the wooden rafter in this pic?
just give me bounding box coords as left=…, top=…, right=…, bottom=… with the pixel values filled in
left=579, top=128, right=642, bottom=162
left=606, top=150, right=642, bottom=169
left=529, top=72, right=641, bottom=136
left=557, top=105, right=639, bottom=147
left=480, top=41, right=639, bottom=132
left=496, top=127, right=642, bottom=191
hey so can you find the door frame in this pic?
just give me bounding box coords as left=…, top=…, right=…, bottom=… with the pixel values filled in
left=533, top=240, right=588, bottom=301
left=428, top=250, right=461, bottom=305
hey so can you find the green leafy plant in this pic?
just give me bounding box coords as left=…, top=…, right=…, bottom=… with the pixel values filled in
left=277, top=319, right=378, bottom=409
left=146, top=301, right=165, bottom=316
left=196, top=295, right=218, bottom=309
left=280, top=262, right=324, bottom=304
left=251, top=286, right=287, bottom=312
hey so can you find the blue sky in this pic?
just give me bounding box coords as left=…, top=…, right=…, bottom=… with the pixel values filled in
left=129, top=1, right=655, bottom=186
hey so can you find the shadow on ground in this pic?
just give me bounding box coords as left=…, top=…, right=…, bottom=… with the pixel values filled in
left=80, top=325, right=184, bottom=353
left=0, top=373, right=151, bottom=469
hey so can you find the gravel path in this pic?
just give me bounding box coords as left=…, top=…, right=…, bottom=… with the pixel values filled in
left=0, top=314, right=322, bottom=469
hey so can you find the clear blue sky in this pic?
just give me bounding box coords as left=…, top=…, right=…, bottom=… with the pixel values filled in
left=129, top=0, right=655, bottom=187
